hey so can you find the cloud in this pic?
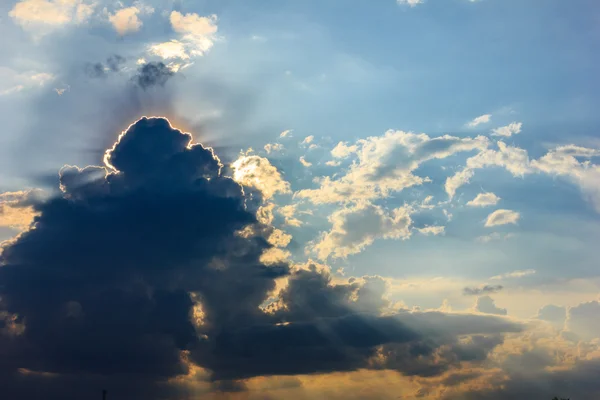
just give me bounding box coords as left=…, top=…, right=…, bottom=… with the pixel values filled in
left=279, top=130, right=292, bottom=138
left=0, top=190, right=43, bottom=231
left=299, top=156, right=312, bottom=167
left=133, top=62, right=175, bottom=90
left=536, top=304, right=566, bottom=330
left=297, top=130, right=489, bottom=204
left=108, top=4, right=154, bottom=36
left=566, top=300, right=600, bottom=341
left=9, top=0, right=95, bottom=35
left=278, top=204, right=303, bottom=227
left=474, top=296, right=507, bottom=315
left=84, top=55, right=126, bottom=78
left=445, top=168, right=474, bottom=199
left=0, top=117, right=538, bottom=399
left=417, top=226, right=445, bottom=236
left=476, top=232, right=515, bottom=243
left=490, top=269, right=535, bottom=280
left=467, top=192, right=500, bottom=207
left=264, top=143, right=284, bottom=154
left=149, top=11, right=218, bottom=61
left=491, top=122, right=522, bottom=137
left=463, top=285, right=504, bottom=296
left=397, top=0, right=424, bottom=6
left=467, top=114, right=492, bottom=127
left=232, top=155, right=291, bottom=199
left=301, top=135, right=314, bottom=145
left=310, top=203, right=412, bottom=260
left=0, top=67, right=55, bottom=96
left=484, top=209, right=520, bottom=227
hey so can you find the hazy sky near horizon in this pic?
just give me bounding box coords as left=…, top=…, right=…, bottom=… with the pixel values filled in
left=1, top=1, right=600, bottom=399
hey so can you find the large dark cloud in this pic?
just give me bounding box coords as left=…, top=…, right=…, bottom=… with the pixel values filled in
left=0, top=118, right=522, bottom=399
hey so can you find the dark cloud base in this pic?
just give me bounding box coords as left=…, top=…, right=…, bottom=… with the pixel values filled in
left=0, top=117, right=521, bottom=399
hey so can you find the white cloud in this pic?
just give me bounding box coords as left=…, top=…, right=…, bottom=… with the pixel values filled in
left=279, top=130, right=292, bottom=138
left=490, top=269, right=536, bottom=280
left=301, top=135, right=314, bottom=145
left=485, top=209, right=520, bottom=227
left=148, top=40, right=189, bottom=60
left=9, top=0, right=95, bottom=35
left=467, top=141, right=531, bottom=176
left=331, top=141, right=358, bottom=159
left=149, top=11, right=218, bottom=60
left=467, top=114, right=492, bottom=127
left=297, top=130, right=489, bottom=204
left=108, top=4, right=154, bottom=36
left=531, top=145, right=600, bottom=212
left=467, top=192, right=500, bottom=207
left=311, top=203, right=412, bottom=260
left=445, top=168, right=474, bottom=199
left=491, top=122, right=522, bottom=137
left=417, top=226, right=445, bottom=236
left=397, top=0, right=424, bottom=6
left=231, top=155, right=291, bottom=199
left=299, top=156, right=312, bottom=168
left=0, top=68, right=55, bottom=96
left=278, top=204, right=303, bottom=227
left=264, top=143, right=284, bottom=154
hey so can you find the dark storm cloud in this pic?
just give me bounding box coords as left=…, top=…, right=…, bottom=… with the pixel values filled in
left=133, top=62, right=175, bottom=90
left=463, top=285, right=503, bottom=296
left=0, top=118, right=523, bottom=399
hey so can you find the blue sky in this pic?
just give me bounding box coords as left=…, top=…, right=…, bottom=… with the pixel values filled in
left=1, top=0, right=600, bottom=399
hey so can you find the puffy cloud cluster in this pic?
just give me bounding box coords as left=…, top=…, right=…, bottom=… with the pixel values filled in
left=310, top=203, right=413, bottom=260
left=0, top=117, right=530, bottom=399
left=107, top=3, right=154, bottom=36
left=149, top=11, right=218, bottom=61
left=297, top=130, right=489, bottom=204
left=9, top=0, right=95, bottom=35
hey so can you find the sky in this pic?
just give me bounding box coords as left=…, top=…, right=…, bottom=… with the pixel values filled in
left=0, top=0, right=600, bottom=399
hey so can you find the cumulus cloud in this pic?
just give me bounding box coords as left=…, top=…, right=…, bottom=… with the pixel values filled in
left=491, top=122, right=522, bottom=137
left=297, top=130, right=489, bottom=204
left=474, top=296, right=507, bottom=315
left=108, top=4, right=154, bottom=36
left=566, top=300, right=600, bottom=341
left=484, top=209, right=520, bottom=227
left=9, top=0, right=95, bottom=35
left=467, top=114, right=492, bottom=127
left=310, top=203, right=412, bottom=260
left=536, top=304, right=566, bottom=330
left=463, top=285, right=503, bottom=296
left=232, top=155, right=291, bottom=199
left=0, top=116, right=544, bottom=399
left=279, top=129, right=292, bottom=138
left=467, top=192, right=500, bottom=207
left=149, top=11, right=218, bottom=60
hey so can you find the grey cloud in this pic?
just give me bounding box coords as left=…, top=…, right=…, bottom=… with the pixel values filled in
left=463, top=285, right=503, bottom=296
left=474, top=296, right=507, bottom=315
